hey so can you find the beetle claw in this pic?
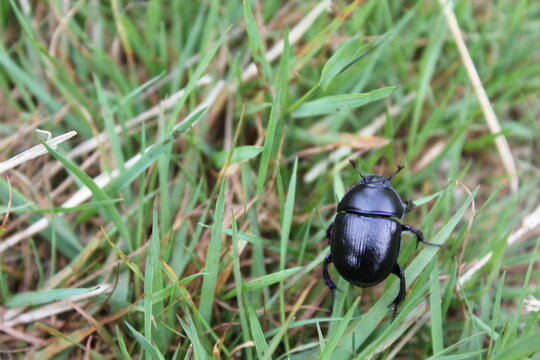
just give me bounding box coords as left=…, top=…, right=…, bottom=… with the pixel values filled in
left=404, top=200, right=415, bottom=213
left=418, top=238, right=442, bottom=247
left=329, top=286, right=341, bottom=298
left=389, top=264, right=406, bottom=320
left=402, top=224, right=441, bottom=248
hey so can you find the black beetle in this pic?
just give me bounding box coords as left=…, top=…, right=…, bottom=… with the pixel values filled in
left=324, top=160, right=439, bottom=319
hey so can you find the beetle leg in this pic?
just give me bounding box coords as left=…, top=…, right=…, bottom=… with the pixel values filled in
left=326, top=223, right=334, bottom=245
left=404, top=200, right=415, bottom=213
left=323, top=254, right=340, bottom=297
left=402, top=224, right=441, bottom=249
left=389, top=264, right=406, bottom=320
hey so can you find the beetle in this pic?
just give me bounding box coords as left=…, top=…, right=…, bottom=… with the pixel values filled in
left=323, top=159, right=440, bottom=319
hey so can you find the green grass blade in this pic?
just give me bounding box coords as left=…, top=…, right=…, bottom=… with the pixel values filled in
left=211, top=145, right=263, bottom=168
left=199, top=179, right=227, bottom=323
left=224, top=267, right=303, bottom=299
left=243, top=0, right=272, bottom=83
left=493, top=332, right=540, bottom=360
left=256, top=90, right=281, bottom=196
left=5, top=286, right=99, bottom=307
left=39, top=138, right=132, bottom=251
left=320, top=297, right=360, bottom=360
left=231, top=214, right=253, bottom=360
left=177, top=312, right=210, bottom=360
left=124, top=322, right=165, bottom=360
left=430, top=260, right=444, bottom=353
left=247, top=304, right=270, bottom=359
left=319, top=36, right=367, bottom=91
left=144, top=204, right=163, bottom=349
left=278, top=157, right=298, bottom=350
left=292, top=87, right=396, bottom=118
left=106, top=108, right=207, bottom=196
left=115, top=326, right=133, bottom=360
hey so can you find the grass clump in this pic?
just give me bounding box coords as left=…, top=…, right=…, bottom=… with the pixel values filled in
left=0, top=0, right=539, bottom=358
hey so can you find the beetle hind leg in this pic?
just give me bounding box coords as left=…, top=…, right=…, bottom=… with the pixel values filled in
left=389, top=264, right=406, bottom=320
left=323, top=254, right=340, bottom=297
left=402, top=224, right=441, bottom=248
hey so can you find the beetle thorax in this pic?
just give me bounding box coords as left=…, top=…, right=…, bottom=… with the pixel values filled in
left=337, top=184, right=405, bottom=218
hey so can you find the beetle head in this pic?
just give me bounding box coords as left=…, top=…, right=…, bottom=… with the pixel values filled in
left=359, top=174, right=391, bottom=187
left=349, top=160, right=404, bottom=188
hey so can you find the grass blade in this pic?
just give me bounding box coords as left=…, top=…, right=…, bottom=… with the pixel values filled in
left=199, top=180, right=227, bottom=323
left=256, top=90, right=281, bottom=196
left=224, top=267, right=303, bottom=299
left=211, top=145, right=263, bottom=168
left=320, top=297, right=360, bottom=360
left=39, top=138, right=132, bottom=251
left=292, top=87, right=396, bottom=118
left=243, top=0, right=272, bottom=83
left=124, top=322, right=165, bottom=360
left=5, top=287, right=99, bottom=307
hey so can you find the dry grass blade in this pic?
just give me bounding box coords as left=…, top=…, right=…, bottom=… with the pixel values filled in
left=0, top=130, right=77, bottom=174
left=438, top=0, right=519, bottom=192
left=459, top=204, right=540, bottom=285
left=2, top=284, right=112, bottom=327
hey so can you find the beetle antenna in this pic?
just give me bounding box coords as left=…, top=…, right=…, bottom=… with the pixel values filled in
left=349, top=159, right=366, bottom=180
left=387, top=164, right=405, bottom=180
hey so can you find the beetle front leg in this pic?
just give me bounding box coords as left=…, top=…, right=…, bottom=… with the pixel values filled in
left=402, top=224, right=441, bottom=248
left=323, top=254, right=340, bottom=297
left=389, top=264, right=406, bottom=320
left=326, top=223, right=334, bottom=245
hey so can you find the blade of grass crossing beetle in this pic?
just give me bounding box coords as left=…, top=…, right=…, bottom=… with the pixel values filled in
left=333, top=187, right=478, bottom=357
left=199, top=180, right=227, bottom=323
left=39, top=139, right=132, bottom=251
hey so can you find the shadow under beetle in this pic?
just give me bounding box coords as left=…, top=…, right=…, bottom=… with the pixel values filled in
left=324, top=160, right=440, bottom=319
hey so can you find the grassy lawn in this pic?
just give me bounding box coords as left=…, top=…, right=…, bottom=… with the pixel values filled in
left=1, top=0, right=539, bottom=358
